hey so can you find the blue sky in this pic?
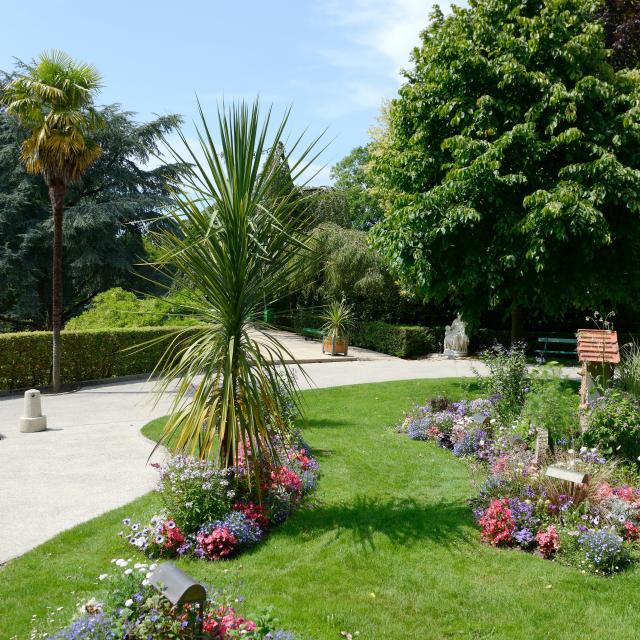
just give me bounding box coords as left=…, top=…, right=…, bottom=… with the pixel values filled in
left=1, top=0, right=454, bottom=184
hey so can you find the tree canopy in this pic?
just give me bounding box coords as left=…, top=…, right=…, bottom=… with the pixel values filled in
left=370, top=0, right=640, bottom=336
left=601, top=0, right=640, bottom=70
left=330, top=145, right=384, bottom=230
left=0, top=100, right=185, bottom=329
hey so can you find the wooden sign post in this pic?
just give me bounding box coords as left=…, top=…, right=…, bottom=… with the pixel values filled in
left=576, top=329, right=620, bottom=432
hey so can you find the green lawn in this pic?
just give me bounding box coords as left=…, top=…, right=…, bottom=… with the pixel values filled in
left=3, top=378, right=640, bottom=639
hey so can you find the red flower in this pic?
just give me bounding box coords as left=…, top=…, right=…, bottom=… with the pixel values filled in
left=160, top=520, right=185, bottom=552
left=269, top=466, right=302, bottom=494
left=478, top=498, right=515, bottom=546
left=234, top=501, right=269, bottom=530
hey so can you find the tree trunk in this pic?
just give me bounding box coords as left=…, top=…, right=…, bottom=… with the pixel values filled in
left=510, top=305, right=525, bottom=346
left=49, top=183, right=66, bottom=393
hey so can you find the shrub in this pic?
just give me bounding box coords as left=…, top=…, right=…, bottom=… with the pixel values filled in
left=156, top=456, right=238, bottom=535
left=583, top=389, right=640, bottom=463
left=477, top=344, right=528, bottom=426
left=65, top=287, right=198, bottom=330
left=351, top=321, right=444, bottom=358
left=521, top=365, right=580, bottom=446
left=0, top=326, right=202, bottom=390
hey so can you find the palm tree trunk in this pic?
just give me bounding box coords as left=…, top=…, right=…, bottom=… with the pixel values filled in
left=49, top=183, right=66, bottom=393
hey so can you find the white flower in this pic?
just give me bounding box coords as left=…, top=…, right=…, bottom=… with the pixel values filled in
left=567, top=449, right=575, bottom=455
left=142, top=579, right=150, bottom=586
left=124, top=568, right=133, bottom=575
left=580, top=447, right=587, bottom=453
left=98, top=574, right=108, bottom=581
left=125, top=599, right=133, bottom=608
left=149, top=563, right=158, bottom=571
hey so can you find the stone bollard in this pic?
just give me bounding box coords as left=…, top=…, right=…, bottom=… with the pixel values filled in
left=20, top=389, right=47, bottom=433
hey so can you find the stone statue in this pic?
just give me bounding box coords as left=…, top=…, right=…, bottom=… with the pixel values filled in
left=444, top=314, right=469, bottom=357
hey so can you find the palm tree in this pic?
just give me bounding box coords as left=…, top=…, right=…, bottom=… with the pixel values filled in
left=150, top=100, right=325, bottom=483
left=2, top=51, right=103, bottom=392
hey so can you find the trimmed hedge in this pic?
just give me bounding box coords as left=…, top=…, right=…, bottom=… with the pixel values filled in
left=351, top=321, right=444, bottom=358
left=0, top=326, right=202, bottom=391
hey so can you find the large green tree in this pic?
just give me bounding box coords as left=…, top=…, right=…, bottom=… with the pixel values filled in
left=370, top=0, right=640, bottom=339
left=330, top=145, right=383, bottom=230
left=0, top=101, right=184, bottom=332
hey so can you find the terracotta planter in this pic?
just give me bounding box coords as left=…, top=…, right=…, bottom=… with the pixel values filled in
left=323, top=336, right=348, bottom=356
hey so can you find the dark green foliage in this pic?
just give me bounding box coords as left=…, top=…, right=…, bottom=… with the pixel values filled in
left=330, top=145, right=384, bottom=230
left=0, top=99, right=185, bottom=330
left=295, top=222, right=404, bottom=322
left=370, top=0, right=640, bottom=331
left=351, top=321, right=444, bottom=358
left=0, top=326, right=201, bottom=390
left=583, top=389, right=640, bottom=462
left=601, top=0, right=640, bottom=69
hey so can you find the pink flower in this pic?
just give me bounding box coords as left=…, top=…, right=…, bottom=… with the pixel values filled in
left=203, top=605, right=257, bottom=638
left=478, top=498, right=515, bottom=546
left=614, top=485, right=635, bottom=502
left=491, top=455, right=509, bottom=475
left=535, top=525, right=560, bottom=558
left=596, top=482, right=614, bottom=499
left=196, top=527, right=237, bottom=560
left=623, top=521, right=640, bottom=542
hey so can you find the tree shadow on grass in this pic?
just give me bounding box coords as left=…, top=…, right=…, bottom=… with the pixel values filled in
left=280, top=494, right=475, bottom=552
left=302, top=418, right=352, bottom=429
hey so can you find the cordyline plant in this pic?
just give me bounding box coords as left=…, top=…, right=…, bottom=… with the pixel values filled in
left=148, top=100, right=325, bottom=486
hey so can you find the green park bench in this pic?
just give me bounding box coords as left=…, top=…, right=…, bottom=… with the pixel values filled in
left=302, top=327, right=323, bottom=341
left=536, top=336, right=577, bottom=362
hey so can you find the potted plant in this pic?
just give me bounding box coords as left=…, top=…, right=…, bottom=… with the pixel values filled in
left=321, top=300, right=354, bottom=356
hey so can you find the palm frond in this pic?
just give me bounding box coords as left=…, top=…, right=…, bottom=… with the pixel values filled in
left=150, top=100, right=324, bottom=485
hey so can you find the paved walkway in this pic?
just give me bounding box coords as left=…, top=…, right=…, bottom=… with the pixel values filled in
left=0, top=333, right=577, bottom=564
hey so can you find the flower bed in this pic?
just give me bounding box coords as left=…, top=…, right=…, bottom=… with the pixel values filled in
left=121, top=432, right=320, bottom=562
left=398, top=394, right=640, bottom=575
left=37, top=557, right=299, bottom=639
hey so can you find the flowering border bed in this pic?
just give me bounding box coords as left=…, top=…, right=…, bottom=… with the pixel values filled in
left=398, top=396, right=640, bottom=575
left=121, top=433, right=320, bottom=562
left=40, top=557, right=299, bottom=640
